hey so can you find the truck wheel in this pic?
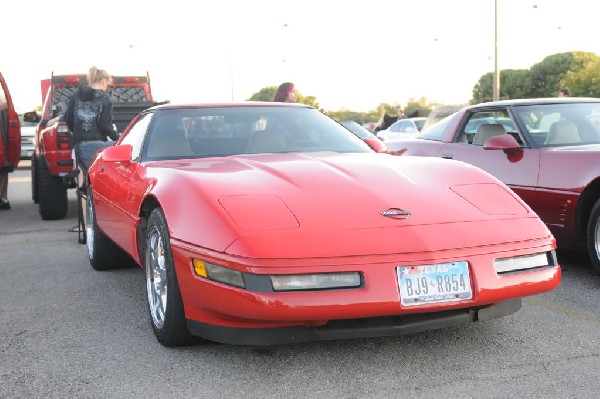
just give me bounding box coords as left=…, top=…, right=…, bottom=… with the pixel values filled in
left=85, top=186, right=135, bottom=271
left=145, top=208, right=199, bottom=346
left=586, top=199, right=600, bottom=273
left=31, top=154, right=39, bottom=204
left=37, top=155, right=68, bottom=220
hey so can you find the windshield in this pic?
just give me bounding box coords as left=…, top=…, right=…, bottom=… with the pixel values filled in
left=141, top=106, right=372, bottom=160
left=513, top=103, right=600, bottom=147
left=419, top=114, right=454, bottom=141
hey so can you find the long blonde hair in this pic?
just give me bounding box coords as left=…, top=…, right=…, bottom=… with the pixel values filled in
left=88, top=66, right=111, bottom=85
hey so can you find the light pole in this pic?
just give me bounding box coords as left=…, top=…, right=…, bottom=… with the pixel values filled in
left=493, top=0, right=500, bottom=101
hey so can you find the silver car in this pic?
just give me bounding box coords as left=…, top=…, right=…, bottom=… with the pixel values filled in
left=19, top=111, right=40, bottom=159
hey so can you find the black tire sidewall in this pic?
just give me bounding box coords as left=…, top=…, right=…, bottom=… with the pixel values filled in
left=146, top=208, right=195, bottom=346
left=586, top=199, right=600, bottom=273
left=31, top=154, right=39, bottom=203
left=37, top=155, right=67, bottom=220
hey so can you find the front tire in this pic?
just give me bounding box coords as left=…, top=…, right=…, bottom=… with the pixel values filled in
left=586, top=199, right=600, bottom=273
left=37, top=155, right=67, bottom=220
left=85, top=186, right=134, bottom=271
left=145, top=208, right=198, bottom=346
left=31, top=154, right=39, bottom=204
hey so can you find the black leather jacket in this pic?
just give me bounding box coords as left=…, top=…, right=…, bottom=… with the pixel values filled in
left=64, top=86, right=118, bottom=146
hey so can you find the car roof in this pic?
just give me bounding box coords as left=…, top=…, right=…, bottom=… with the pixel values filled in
left=470, top=97, right=600, bottom=108
left=149, top=102, right=313, bottom=112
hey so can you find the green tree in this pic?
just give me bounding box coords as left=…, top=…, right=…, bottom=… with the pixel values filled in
left=248, top=86, right=277, bottom=101
left=529, top=51, right=597, bottom=97
left=472, top=69, right=530, bottom=103
left=472, top=51, right=600, bottom=102
left=561, top=57, right=600, bottom=97
left=500, top=69, right=532, bottom=100
left=404, top=97, right=436, bottom=117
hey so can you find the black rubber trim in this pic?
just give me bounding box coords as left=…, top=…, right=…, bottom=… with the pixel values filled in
left=186, top=299, right=522, bottom=345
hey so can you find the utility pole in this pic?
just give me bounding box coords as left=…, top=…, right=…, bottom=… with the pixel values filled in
left=493, top=0, right=500, bottom=101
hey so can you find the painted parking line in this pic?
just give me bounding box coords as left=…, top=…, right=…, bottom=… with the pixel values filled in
left=524, top=297, right=600, bottom=325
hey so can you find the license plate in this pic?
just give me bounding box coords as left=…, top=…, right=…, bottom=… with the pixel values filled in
left=397, top=261, right=472, bottom=306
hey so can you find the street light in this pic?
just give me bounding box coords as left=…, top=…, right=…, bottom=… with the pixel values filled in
left=493, top=0, right=500, bottom=101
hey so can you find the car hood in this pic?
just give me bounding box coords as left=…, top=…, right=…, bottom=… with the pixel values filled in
left=149, top=152, right=549, bottom=259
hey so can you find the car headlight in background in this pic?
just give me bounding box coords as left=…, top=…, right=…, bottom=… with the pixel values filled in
left=270, top=272, right=361, bottom=291
left=494, top=251, right=556, bottom=274
left=193, top=260, right=245, bottom=288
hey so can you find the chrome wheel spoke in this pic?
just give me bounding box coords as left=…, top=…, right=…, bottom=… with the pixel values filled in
left=146, top=226, right=168, bottom=329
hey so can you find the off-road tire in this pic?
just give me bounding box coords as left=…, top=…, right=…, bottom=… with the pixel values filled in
left=31, top=154, right=39, bottom=204
left=37, top=155, right=67, bottom=220
left=85, top=186, right=135, bottom=271
left=145, top=208, right=199, bottom=346
left=586, top=199, right=600, bottom=273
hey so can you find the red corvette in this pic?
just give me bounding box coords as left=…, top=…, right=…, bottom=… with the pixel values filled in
left=83, top=102, right=560, bottom=346
left=386, top=98, right=600, bottom=274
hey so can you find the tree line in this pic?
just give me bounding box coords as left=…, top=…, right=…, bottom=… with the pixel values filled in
left=248, top=51, right=600, bottom=124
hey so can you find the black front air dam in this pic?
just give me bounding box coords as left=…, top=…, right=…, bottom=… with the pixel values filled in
left=186, top=299, right=522, bottom=346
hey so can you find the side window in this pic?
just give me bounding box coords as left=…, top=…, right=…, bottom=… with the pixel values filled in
left=457, top=110, right=521, bottom=146
left=120, top=112, right=152, bottom=161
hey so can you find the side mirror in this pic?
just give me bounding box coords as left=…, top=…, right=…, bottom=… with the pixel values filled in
left=364, top=138, right=387, bottom=153
left=101, top=144, right=133, bottom=163
left=483, top=134, right=520, bottom=152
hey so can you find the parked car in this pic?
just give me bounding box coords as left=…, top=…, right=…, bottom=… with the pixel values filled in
left=338, top=119, right=379, bottom=140
left=82, top=102, right=559, bottom=346
left=384, top=97, right=600, bottom=273
left=0, top=72, right=20, bottom=174
left=377, top=117, right=427, bottom=141
left=19, top=111, right=40, bottom=159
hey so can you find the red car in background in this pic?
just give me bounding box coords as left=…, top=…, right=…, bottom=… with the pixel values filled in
left=0, top=72, right=21, bottom=174
left=385, top=98, right=600, bottom=273
left=83, top=102, right=560, bottom=346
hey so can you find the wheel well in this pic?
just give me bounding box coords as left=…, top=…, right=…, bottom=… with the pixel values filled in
left=576, top=178, right=600, bottom=239
left=137, top=195, right=161, bottom=267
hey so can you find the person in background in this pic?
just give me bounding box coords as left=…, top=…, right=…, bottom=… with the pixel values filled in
left=559, top=88, right=571, bottom=97
left=397, top=108, right=406, bottom=120
left=63, top=66, right=117, bottom=231
left=64, top=66, right=118, bottom=148
left=273, top=82, right=297, bottom=103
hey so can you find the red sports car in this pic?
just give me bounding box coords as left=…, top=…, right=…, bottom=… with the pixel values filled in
left=83, top=102, right=560, bottom=346
left=385, top=98, right=600, bottom=274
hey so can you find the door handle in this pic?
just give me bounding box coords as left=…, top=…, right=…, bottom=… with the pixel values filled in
left=441, top=153, right=454, bottom=159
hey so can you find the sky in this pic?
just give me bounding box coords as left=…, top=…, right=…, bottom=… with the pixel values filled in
left=3, top=0, right=600, bottom=112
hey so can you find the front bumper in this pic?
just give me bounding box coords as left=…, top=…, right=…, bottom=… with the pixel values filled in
left=187, top=299, right=522, bottom=345
left=171, top=238, right=560, bottom=345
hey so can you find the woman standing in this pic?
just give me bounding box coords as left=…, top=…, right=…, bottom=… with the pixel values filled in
left=64, top=66, right=119, bottom=147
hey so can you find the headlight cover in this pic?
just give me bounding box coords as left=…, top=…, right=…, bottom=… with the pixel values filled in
left=270, top=272, right=361, bottom=292
left=494, top=251, right=556, bottom=274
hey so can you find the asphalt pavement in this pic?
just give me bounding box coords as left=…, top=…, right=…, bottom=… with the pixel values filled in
left=1, top=164, right=600, bottom=399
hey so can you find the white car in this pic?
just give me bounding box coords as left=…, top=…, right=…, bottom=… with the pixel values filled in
left=19, top=111, right=40, bottom=159
left=377, top=117, right=427, bottom=141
